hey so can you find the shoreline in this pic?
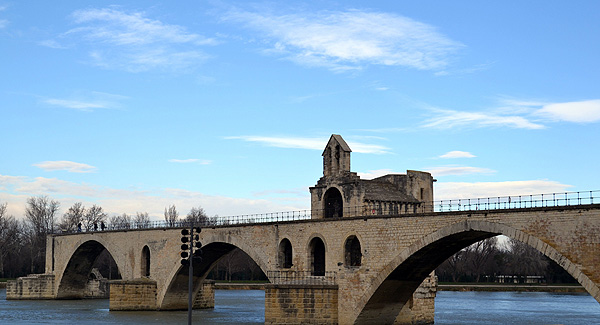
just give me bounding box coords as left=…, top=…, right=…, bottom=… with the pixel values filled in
left=438, top=284, right=585, bottom=293
left=213, top=282, right=585, bottom=293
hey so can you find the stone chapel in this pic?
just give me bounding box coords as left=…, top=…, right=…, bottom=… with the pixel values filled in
left=310, top=134, right=435, bottom=219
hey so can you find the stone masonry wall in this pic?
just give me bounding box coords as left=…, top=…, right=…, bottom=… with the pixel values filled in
left=109, top=279, right=157, bottom=311
left=193, top=280, right=215, bottom=309
left=265, top=284, right=338, bottom=324
left=6, top=274, right=55, bottom=300
left=395, top=273, right=437, bottom=324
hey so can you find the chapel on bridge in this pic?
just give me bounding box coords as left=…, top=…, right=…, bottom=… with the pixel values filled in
left=309, top=134, right=435, bottom=219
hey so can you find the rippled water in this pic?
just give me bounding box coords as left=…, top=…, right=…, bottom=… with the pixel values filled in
left=1, top=288, right=599, bottom=324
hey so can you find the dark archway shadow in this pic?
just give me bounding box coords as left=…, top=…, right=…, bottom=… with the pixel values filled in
left=324, top=187, right=343, bottom=218
left=160, top=242, right=268, bottom=310
left=56, top=240, right=121, bottom=299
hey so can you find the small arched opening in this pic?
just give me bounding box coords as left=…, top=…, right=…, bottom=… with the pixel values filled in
left=323, top=187, right=343, bottom=218
left=141, top=245, right=151, bottom=277
left=309, top=237, right=326, bottom=276
left=344, top=235, right=362, bottom=267
left=278, top=239, right=293, bottom=269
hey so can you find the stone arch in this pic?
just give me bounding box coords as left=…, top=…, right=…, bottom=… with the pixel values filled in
left=354, top=220, right=600, bottom=324
left=278, top=238, right=293, bottom=269
left=344, top=235, right=362, bottom=267
left=56, top=239, right=123, bottom=299
left=141, top=245, right=151, bottom=277
left=159, top=240, right=270, bottom=310
left=308, top=236, right=326, bottom=276
left=323, top=187, right=343, bottom=218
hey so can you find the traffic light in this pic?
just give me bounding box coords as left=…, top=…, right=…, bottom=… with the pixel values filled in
left=180, top=226, right=203, bottom=266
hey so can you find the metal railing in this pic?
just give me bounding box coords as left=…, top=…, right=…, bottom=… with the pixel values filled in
left=432, top=190, right=599, bottom=212
left=54, top=190, right=599, bottom=235
left=267, top=270, right=337, bottom=285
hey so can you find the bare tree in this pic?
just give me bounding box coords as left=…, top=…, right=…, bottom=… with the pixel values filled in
left=186, top=206, right=209, bottom=226
left=83, top=205, right=107, bottom=231
left=164, top=205, right=179, bottom=227
left=24, top=196, right=60, bottom=273
left=508, top=238, right=548, bottom=276
left=59, top=202, right=85, bottom=232
left=464, top=237, right=498, bottom=282
left=134, top=212, right=151, bottom=228
left=110, top=213, right=132, bottom=230
left=0, top=202, right=20, bottom=277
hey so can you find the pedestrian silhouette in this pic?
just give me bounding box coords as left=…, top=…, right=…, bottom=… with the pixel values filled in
left=94, top=222, right=98, bottom=231
left=101, top=221, right=106, bottom=231
left=77, top=222, right=82, bottom=232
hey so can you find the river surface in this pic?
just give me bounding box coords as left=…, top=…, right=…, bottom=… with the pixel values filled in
left=1, top=288, right=599, bottom=324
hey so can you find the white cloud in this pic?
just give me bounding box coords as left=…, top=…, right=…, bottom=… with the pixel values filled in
left=0, top=174, right=308, bottom=220
left=226, top=135, right=390, bottom=154
left=434, top=180, right=573, bottom=201
left=426, top=166, right=495, bottom=177
left=439, top=151, right=475, bottom=159
left=357, top=169, right=394, bottom=180
left=168, top=159, right=212, bottom=165
left=33, top=161, right=97, bottom=173
left=60, top=7, right=216, bottom=72
left=41, top=91, right=126, bottom=111
left=224, top=8, right=462, bottom=72
left=423, top=108, right=545, bottom=130
left=535, top=100, right=600, bottom=123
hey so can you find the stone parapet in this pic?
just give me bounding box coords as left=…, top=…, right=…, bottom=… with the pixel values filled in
left=265, top=284, right=338, bottom=324
left=6, top=274, right=55, bottom=300
left=109, top=278, right=157, bottom=311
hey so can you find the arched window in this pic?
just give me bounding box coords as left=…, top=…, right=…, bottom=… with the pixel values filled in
left=344, top=236, right=362, bottom=267
left=278, top=239, right=293, bottom=268
left=309, top=237, right=326, bottom=276
left=141, top=246, right=150, bottom=277
left=323, top=187, right=343, bottom=218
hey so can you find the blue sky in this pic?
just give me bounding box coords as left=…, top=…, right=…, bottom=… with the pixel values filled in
left=1, top=1, right=599, bottom=219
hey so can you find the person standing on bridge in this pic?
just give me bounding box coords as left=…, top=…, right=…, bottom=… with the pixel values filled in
left=77, top=222, right=82, bottom=232
left=94, top=222, right=98, bottom=231
left=101, top=221, right=106, bottom=231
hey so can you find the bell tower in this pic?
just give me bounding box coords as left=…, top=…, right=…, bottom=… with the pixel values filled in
left=322, top=134, right=351, bottom=177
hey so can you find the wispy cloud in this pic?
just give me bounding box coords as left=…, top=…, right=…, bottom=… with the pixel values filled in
left=33, top=161, right=97, bottom=173
left=223, top=7, right=462, bottom=72
left=426, top=166, right=495, bottom=177
left=422, top=98, right=600, bottom=131
left=439, top=151, right=475, bottom=159
left=41, top=91, right=127, bottom=111
left=422, top=108, right=545, bottom=130
left=0, top=5, right=8, bottom=29
left=435, top=180, right=573, bottom=201
left=48, top=7, right=216, bottom=72
left=168, top=159, right=212, bottom=165
left=226, top=135, right=390, bottom=154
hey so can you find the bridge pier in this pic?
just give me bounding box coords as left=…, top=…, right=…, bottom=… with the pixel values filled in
left=265, top=284, right=339, bottom=324
left=6, top=274, right=56, bottom=300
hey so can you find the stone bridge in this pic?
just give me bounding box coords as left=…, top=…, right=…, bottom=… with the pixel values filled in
left=8, top=203, right=600, bottom=324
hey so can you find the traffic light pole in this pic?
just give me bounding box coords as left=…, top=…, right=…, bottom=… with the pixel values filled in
left=187, top=223, right=193, bottom=325
left=180, top=224, right=202, bottom=325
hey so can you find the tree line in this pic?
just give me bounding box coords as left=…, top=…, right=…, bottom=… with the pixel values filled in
left=0, top=195, right=212, bottom=279
left=435, top=236, right=576, bottom=284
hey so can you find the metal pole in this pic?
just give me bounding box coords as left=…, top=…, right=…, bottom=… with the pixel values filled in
left=188, top=223, right=193, bottom=325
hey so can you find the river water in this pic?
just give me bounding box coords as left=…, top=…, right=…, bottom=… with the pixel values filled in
left=1, top=288, right=599, bottom=324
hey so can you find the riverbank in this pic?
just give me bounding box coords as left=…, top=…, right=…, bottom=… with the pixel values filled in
left=213, top=282, right=585, bottom=293
left=438, top=284, right=585, bottom=293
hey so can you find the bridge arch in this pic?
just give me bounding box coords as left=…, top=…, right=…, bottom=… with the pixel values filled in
left=141, top=245, right=150, bottom=277
left=158, top=238, right=270, bottom=310
left=55, top=239, right=124, bottom=299
left=278, top=238, right=293, bottom=269
left=354, top=219, right=600, bottom=324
